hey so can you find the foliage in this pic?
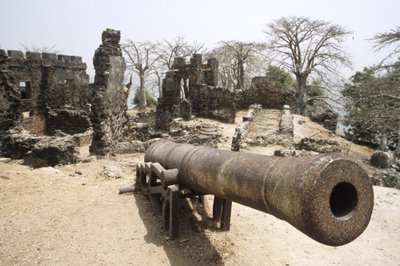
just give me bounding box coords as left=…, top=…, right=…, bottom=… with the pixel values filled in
left=264, top=16, right=352, bottom=115
left=265, top=65, right=295, bottom=92
left=132, top=88, right=157, bottom=108
left=342, top=61, right=400, bottom=148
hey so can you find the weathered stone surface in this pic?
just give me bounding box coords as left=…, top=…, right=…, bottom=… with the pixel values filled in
left=231, top=104, right=261, bottom=151
left=156, top=55, right=236, bottom=130
left=123, top=122, right=152, bottom=142
left=73, top=130, right=93, bottom=147
left=190, top=85, right=236, bottom=123
left=239, top=77, right=296, bottom=109
left=0, top=49, right=90, bottom=136
left=242, top=104, right=262, bottom=122
left=243, top=109, right=293, bottom=148
left=90, top=29, right=128, bottom=155
left=46, top=108, right=90, bottom=135
left=0, top=128, right=41, bottom=159
left=368, top=163, right=400, bottom=189
left=279, top=105, right=293, bottom=136
left=167, top=118, right=222, bottom=148
left=0, top=70, right=21, bottom=133
left=0, top=127, right=79, bottom=168
left=180, top=99, right=192, bottom=121
left=113, top=139, right=160, bottom=154
left=295, top=138, right=341, bottom=153
left=309, top=105, right=338, bottom=132
left=370, top=151, right=393, bottom=169
left=23, top=135, right=79, bottom=168
left=274, top=148, right=319, bottom=157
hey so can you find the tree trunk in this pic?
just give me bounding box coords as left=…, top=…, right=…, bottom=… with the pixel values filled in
left=296, top=75, right=308, bottom=116
left=156, top=72, right=162, bottom=98
left=237, top=59, right=244, bottom=90
left=139, top=73, right=147, bottom=111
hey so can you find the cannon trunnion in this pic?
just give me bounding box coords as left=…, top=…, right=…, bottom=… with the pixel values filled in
left=137, top=140, right=374, bottom=246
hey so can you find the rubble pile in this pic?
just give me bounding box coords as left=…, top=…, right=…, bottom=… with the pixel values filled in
left=168, top=118, right=223, bottom=148
left=295, top=138, right=342, bottom=153
left=231, top=104, right=262, bottom=151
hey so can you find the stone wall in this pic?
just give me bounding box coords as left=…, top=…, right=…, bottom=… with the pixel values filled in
left=0, top=49, right=90, bottom=135
left=190, top=85, right=236, bottom=123
left=156, top=54, right=236, bottom=130
left=279, top=105, right=294, bottom=137
left=308, top=104, right=338, bottom=132
left=90, top=29, right=128, bottom=155
left=0, top=70, right=22, bottom=134
left=239, top=76, right=296, bottom=109
left=231, top=104, right=262, bottom=151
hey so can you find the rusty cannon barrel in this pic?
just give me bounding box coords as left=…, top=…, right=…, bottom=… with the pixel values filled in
left=144, top=140, right=374, bottom=246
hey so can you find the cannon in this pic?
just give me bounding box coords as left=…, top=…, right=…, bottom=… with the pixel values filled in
left=135, top=140, right=373, bottom=246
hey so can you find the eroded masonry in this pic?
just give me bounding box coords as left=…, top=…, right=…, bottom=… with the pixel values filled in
left=156, top=54, right=236, bottom=130
left=0, top=28, right=336, bottom=168
left=0, top=29, right=129, bottom=167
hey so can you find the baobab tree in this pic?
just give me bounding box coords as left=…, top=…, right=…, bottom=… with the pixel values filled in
left=264, top=16, right=352, bottom=115
left=209, top=41, right=266, bottom=91
left=371, top=25, right=400, bottom=62
left=122, top=40, right=160, bottom=111
left=153, top=36, right=205, bottom=97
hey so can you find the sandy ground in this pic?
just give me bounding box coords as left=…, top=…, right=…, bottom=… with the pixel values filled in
left=1, top=110, right=399, bottom=266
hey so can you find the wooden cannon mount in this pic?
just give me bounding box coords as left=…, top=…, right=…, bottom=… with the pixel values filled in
left=127, top=140, right=374, bottom=246
left=135, top=161, right=233, bottom=239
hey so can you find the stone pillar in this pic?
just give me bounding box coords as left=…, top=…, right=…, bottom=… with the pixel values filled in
left=90, top=29, right=127, bottom=155
left=180, top=99, right=192, bottom=121
left=206, top=58, right=218, bottom=86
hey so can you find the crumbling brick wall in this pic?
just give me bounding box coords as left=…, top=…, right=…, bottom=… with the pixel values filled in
left=89, top=29, right=128, bottom=155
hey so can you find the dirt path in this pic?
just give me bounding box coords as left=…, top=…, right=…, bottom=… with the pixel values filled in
left=1, top=158, right=399, bottom=266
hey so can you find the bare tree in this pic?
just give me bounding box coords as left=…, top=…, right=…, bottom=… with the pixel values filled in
left=264, top=16, right=352, bottom=115
left=157, top=35, right=205, bottom=70
left=122, top=40, right=160, bottom=111
left=20, top=44, right=61, bottom=54
left=371, top=26, right=400, bottom=64
left=152, top=36, right=206, bottom=96
left=209, top=41, right=266, bottom=91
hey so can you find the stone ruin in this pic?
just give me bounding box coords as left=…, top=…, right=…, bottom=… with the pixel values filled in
left=90, top=29, right=128, bottom=155
left=0, top=48, right=90, bottom=136
left=238, top=76, right=296, bottom=109
left=0, top=28, right=128, bottom=167
left=0, top=46, right=92, bottom=167
left=156, top=54, right=236, bottom=130
left=0, top=28, right=343, bottom=169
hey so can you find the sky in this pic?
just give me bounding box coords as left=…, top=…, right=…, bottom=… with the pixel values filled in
left=0, top=0, right=399, bottom=80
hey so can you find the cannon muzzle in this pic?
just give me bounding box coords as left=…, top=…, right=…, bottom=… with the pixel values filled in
left=144, top=140, right=374, bottom=246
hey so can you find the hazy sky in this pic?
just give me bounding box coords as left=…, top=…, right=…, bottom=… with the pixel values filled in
left=0, top=0, right=399, bottom=79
